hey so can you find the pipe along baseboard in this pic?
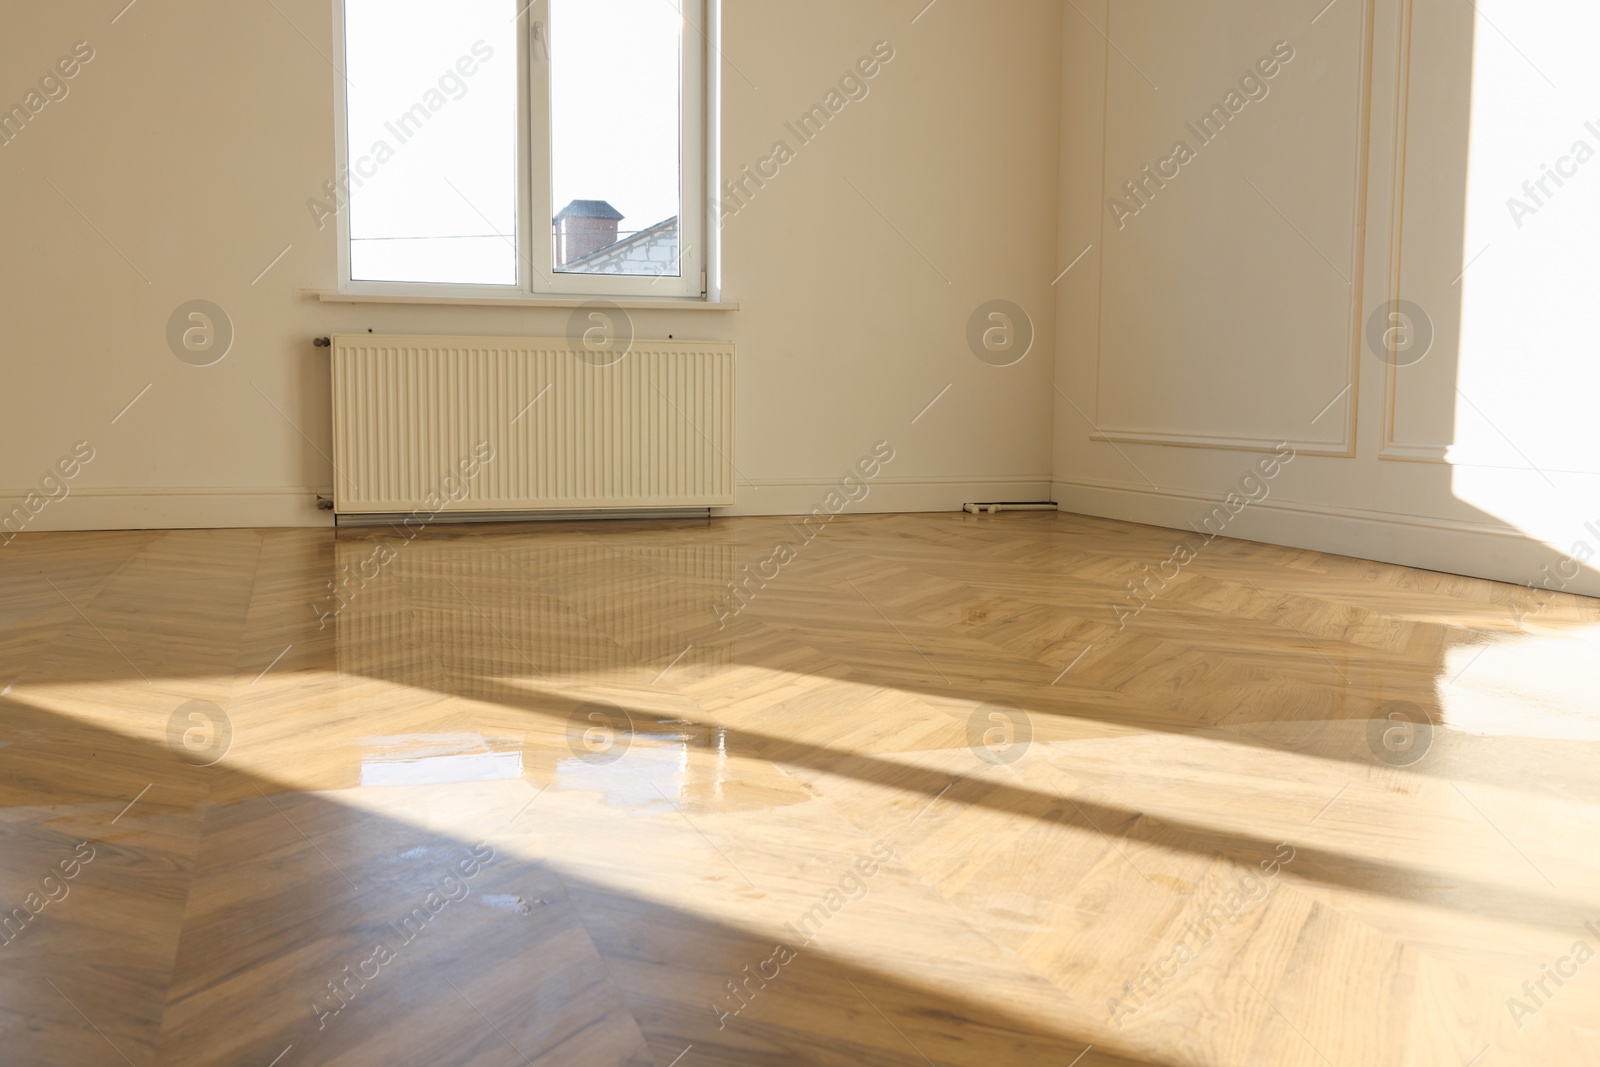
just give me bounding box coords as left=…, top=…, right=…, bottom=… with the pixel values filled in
left=962, top=502, right=1058, bottom=515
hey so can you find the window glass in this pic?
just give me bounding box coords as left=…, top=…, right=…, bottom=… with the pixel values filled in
left=344, top=0, right=518, bottom=285
left=550, top=0, right=683, bottom=277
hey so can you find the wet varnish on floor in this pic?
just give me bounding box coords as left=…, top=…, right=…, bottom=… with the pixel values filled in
left=1, top=512, right=1597, bottom=1066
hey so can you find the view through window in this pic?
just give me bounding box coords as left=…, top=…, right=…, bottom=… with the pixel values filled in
left=551, top=0, right=684, bottom=277
left=341, top=0, right=694, bottom=292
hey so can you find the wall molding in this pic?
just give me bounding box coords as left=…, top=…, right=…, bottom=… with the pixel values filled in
left=1052, top=474, right=1600, bottom=595
left=724, top=475, right=1054, bottom=518
left=1377, top=443, right=1600, bottom=476
left=1054, top=473, right=1520, bottom=537
left=1089, top=428, right=1350, bottom=458
left=1, top=487, right=332, bottom=534
left=1091, top=0, right=1377, bottom=458
left=1375, top=440, right=1446, bottom=463
left=1378, top=0, right=1419, bottom=458
left=0, top=478, right=1059, bottom=531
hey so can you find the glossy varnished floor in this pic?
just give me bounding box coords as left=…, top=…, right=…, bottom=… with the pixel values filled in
left=2, top=513, right=1598, bottom=1066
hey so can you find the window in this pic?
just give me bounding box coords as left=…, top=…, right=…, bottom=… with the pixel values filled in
left=335, top=0, right=708, bottom=299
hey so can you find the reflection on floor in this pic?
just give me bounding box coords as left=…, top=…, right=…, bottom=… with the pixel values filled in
left=1, top=512, right=1597, bottom=1066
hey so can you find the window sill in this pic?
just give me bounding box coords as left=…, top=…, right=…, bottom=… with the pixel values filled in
left=304, top=289, right=739, bottom=311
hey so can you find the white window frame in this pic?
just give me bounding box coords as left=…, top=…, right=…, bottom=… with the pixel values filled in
left=331, top=0, right=712, bottom=302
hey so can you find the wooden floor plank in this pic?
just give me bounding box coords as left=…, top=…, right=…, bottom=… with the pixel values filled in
left=0, top=512, right=1596, bottom=1065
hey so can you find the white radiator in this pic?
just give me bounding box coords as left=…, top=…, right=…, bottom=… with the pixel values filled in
left=329, top=334, right=736, bottom=515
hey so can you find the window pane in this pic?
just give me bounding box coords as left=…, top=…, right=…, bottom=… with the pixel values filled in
left=550, top=0, right=683, bottom=277
left=344, top=0, right=517, bottom=285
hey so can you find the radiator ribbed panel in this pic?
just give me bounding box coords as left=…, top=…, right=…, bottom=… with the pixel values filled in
left=330, top=335, right=736, bottom=514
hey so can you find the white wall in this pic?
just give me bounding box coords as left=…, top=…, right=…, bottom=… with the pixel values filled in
left=0, top=0, right=1061, bottom=533
left=1053, top=0, right=1600, bottom=597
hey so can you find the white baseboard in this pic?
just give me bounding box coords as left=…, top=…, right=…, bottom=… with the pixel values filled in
left=0, top=487, right=333, bottom=534
left=0, top=478, right=1056, bottom=533
left=1052, top=477, right=1600, bottom=597
left=722, top=476, right=1055, bottom=517
left=12, top=477, right=1592, bottom=599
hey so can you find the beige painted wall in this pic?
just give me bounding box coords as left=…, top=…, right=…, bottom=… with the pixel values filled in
left=0, top=0, right=1061, bottom=532
left=1054, top=0, right=1600, bottom=597
left=10, top=0, right=1592, bottom=602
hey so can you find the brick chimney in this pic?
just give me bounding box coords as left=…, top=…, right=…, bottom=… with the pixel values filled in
left=554, top=200, right=624, bottom=268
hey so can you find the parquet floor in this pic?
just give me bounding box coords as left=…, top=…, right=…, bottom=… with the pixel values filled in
left=1, top=512, right=1597, bottom=1066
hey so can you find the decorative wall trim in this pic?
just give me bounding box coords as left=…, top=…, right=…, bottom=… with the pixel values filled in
left=1091, top=0, right=1377, bottom=459
left=1378, top=444, right=1600, bottom=476
left=1052, top=474, right=1600, bottom=596
left=0, top=487, right=332, bottom=534
left=745, top=473, right=1054, bottom=490
left=1053, top=473, right=1516, bottom=535
left=1376, top=440, right=1447, bottom=463
left=723, top=476, right=1054, bottom=518
left=1377, top=0, right=1438, bottom=459
left=1089, top=429, right=1351, bottom=458
left=0, top=478, right=1059, bottom=531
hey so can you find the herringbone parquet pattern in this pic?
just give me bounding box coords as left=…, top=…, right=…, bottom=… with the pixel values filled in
left=1, top=513, right=1596, bottom=1066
